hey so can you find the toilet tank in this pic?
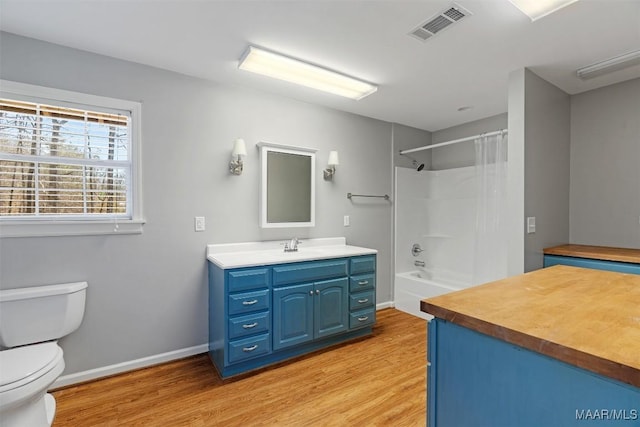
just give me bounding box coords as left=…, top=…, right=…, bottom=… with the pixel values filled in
left=0, top=282, right=87, bottom=348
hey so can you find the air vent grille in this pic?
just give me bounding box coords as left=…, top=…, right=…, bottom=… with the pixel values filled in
left=443, top=7, right=465, bottom=21
left=409, top=3, right=472, bottom=42
left=422, top=15, right=454, bottom=34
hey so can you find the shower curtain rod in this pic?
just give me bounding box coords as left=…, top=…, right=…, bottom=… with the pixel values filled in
left=399, top=129, right=508, bottom=155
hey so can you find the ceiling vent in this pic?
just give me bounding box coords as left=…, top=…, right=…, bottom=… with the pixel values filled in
left=409, top=3, right=472, bottom=42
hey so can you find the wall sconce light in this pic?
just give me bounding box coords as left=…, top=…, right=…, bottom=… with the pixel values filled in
left=229, top=138, right=247, bottom=175
left=323, top=150, right=339, bottom=180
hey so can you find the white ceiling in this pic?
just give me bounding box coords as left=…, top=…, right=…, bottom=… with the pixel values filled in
left=1, top=0, right=639, bottom=131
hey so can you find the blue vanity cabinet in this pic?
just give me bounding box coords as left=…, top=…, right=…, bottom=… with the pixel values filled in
left=273, top=283, right=314, bottom=350
left=272, top=260, right=349, bottom=350
left=208, top=254, right=376, bottom=378
left=348, top=255, right=376, bottom=330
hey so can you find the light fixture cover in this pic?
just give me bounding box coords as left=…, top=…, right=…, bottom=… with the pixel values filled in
left=232, top=138, right=247, bottom=157
left=507, top=0, right=579, bottom=21
left=577, top=50, right=640, bottom=80
left=238, top=46, right=377, bottom=100
left=327, top=150, right=339, bottom=166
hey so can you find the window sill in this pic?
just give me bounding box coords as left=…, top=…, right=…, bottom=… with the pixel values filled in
left=0, top=219, right=146, bottom=238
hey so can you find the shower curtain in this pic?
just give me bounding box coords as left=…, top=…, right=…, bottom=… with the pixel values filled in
left=472, top=131, right=508, bottom=285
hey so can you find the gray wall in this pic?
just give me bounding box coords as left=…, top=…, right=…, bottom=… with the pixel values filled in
left=392, top=123, right=432, bottom=170
left=570, top=78, right=640, bottom=248
left=523, top=69, right=571, bottom=271
left=0, top=33, right=393, bottom=376
left=507, top=68, right=572, bottom=274
left=431, top=113, right=508, bottom=171
left=507, top=69, right=526, bottom=276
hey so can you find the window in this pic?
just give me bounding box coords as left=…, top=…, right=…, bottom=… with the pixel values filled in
left=0, top=80, right=143, bottom=237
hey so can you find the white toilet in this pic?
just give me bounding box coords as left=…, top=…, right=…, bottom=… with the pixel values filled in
left=0, top=282, right=87, bottom=427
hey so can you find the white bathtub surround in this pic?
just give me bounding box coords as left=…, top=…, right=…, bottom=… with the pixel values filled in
left=394, top=135, right=509, bottom=319
left=394, top=166, right=476, bottom=318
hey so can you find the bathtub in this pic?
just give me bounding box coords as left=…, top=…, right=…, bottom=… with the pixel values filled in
left=394, top=270, right=468, bottom=319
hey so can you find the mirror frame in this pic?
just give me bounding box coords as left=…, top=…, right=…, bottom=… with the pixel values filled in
left=257, top=142, right=317, bottom=228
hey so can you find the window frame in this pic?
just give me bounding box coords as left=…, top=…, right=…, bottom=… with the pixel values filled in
left=0, top=80, right=144, bottom=238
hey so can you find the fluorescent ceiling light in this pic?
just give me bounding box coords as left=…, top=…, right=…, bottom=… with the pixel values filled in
left=238, top=46, right=377, bottom=100
left=577, top=50, right=640, bottom=80
left=507, top=0, right=579, bottom=21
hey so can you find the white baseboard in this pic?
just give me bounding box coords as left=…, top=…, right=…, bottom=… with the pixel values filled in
left=377, top=301, right=394, bottom=310
left=52, top=303, right=396, bottom=389
left=52, top=343, right=209, bottom=389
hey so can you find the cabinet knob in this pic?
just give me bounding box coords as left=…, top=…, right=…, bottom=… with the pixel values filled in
left=242, top=299, right=258, bottom=305
left=242, top=322, right=258, bottom=329
left=358, top=280, right=369, bottom=286
left=357, top=298, right=369, bottom=304
left=315, top=289, right=320, bottom=295
left=309, top=290, right=314, bottom=296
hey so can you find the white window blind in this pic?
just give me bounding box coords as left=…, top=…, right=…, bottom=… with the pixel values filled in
left=0, top=98, right=132, bottom=219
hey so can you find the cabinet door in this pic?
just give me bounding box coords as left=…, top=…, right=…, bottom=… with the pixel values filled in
left=273, top=283, right=314, bottom=350
left=314, top=277, right=348, bottom=339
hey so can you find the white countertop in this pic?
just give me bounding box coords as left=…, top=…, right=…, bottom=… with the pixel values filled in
left=206, top=237, right=377, bottom=269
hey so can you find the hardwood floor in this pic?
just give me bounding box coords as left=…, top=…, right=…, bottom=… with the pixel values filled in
left=52, top=309, right=427, bottom=426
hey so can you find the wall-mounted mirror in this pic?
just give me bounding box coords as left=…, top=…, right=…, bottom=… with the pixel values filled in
left=258, top=142, right=316, bottom=228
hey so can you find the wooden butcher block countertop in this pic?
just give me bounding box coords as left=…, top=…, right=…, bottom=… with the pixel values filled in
left=544, top=244, right=640, bottom=264
left=421, top=265, right=640, bottom=388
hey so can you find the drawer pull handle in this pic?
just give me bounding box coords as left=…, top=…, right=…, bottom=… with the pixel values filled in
left=358, top=280, right=369, bottom=285
left=357, top=298, right=369, bottom=304
left=242, top=344, right=258, bottom=352
left=358, top=316, right=369, bottom=321
left=242, top=322, right=258, bottom=329
left=242, top=299, right=258, bottom=306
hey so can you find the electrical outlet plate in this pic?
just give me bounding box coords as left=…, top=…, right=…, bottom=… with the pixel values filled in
left=526, top=216, right=536, bottom=234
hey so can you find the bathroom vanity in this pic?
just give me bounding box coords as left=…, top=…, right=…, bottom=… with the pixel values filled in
left=544, top=244, right=640, bottom=274
left=421, top=266, right=640, bottom=427
left=207, top=238, right=377, bottom=378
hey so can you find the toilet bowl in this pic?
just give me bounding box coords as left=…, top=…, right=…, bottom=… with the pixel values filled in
left=0, top=282, right=87, bottom=427
left=0, top=342, right=65, bottom=426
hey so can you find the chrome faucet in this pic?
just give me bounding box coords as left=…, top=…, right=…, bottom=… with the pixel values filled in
left=284, top=237, right=300, bottom=252
left=411, top=243, right=423, bottom=257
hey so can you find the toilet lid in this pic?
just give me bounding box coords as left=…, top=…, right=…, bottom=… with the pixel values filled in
left=0, top=342, right=62, bottom=389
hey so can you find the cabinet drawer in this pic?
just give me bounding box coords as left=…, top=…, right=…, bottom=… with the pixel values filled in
left=349, top=274, right=375, bottom=292
left=228, top=311, right=270, bottom=340
left=349, top=308, right=375, bottom=329
left=228, top=289, right=270, bottom=316
left=228, top=268, right=270, bottom=292
left=273, top=259, right=348, bottom=286
left=228, top=333, right=271, bottom=364
left=349, top=290, right=374, bottom=311
left=350, top=256, right=376, bottom=275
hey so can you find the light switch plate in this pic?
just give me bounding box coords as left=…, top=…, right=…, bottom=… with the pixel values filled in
left=195, top=216, right=205, bottom=232
left=343, top=215, right=350, bottom=227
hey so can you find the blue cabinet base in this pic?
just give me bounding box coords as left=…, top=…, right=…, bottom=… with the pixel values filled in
left=427, top=319, right=640, bottom=427
left=210, top=325, right=372, bottom=378
left=209, top=254, right=376, bottom=379
left=544, top=254, right=640, bottom=275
